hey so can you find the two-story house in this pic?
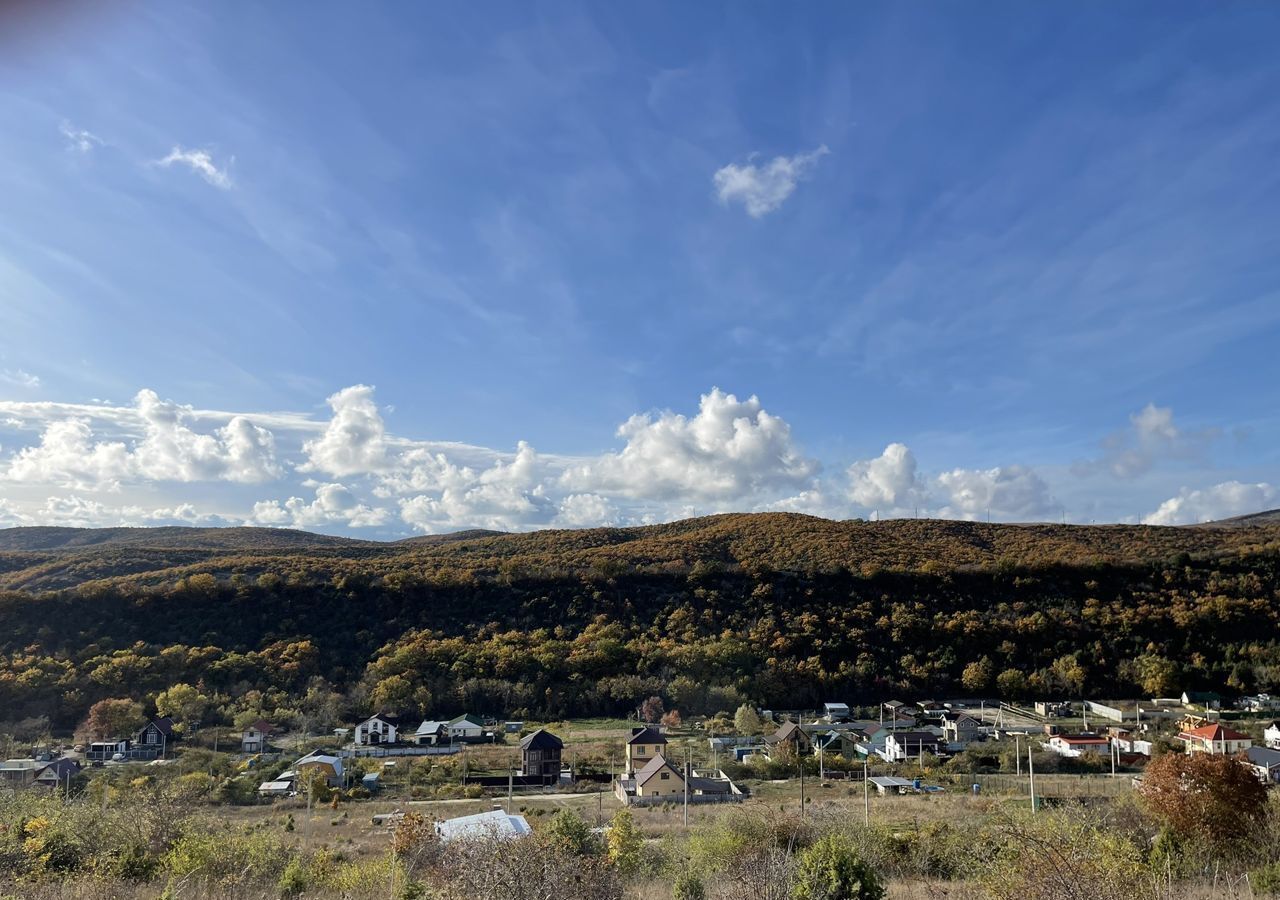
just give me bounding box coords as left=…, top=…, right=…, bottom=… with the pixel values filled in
left=625, top=726, right=668, bottom=774
left=354, top=713, right=401, bottom=746
left=241, top=720, right=275, bottom=754
left=519, top=728, right=563, bottom=780
left=880, top=730, right=945, bottom=762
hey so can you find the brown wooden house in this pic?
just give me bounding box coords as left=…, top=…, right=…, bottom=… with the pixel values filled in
left=519, top=728, right=563, bottom=779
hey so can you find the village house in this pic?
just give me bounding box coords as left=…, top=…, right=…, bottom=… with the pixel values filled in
left=1265, top=721, right=1280, bottom=750
left=354, top=713, right=400, bottom=746
left=85, top=738, right=132, bottom=763
left=1178, top=723, right=1252, bottom=755
left=941, top=712, right=983, bottom=746
left=880, top=730, right=945, bottom=762
left=518, top=728, right=563, bottom=780
left=814, top=729, right=863, bottom=760
left=1239, top=694, right=1280, bottom=713
left=294, top=752, right=345, bottom=788
left=0, top=759, right=42, bottom=785
left=823, top=702, right=851, bottom=722
left=33, top=758, right=81, bottom=789
left=1046, top=733, right=1111, bottom=758
left=447, top=714, right=486, bottom=742
left=241, top=720, right=275, bottom=754
left=614, top=753, right=743, bottom=805
left=625, top=726, right=668, bottom=773
left=765, top=721, right=813, bottom=758
left=1108, top=727, right=1153, bottom=756
left=135, top=717, right=177, bottom=757
left=1246, top=747, right=1280, bottom=783
left=414, top=720, right=448, bottom=745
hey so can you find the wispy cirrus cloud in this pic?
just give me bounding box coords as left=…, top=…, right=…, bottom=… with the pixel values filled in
left=0, top=369, right=40, bottom=389
left=59, top=121, right=103, bottom=153
left=713, top=145, right=829, bottom=218
left=154, top=146, right=234, bottom=189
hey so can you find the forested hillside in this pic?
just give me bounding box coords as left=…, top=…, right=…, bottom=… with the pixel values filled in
left=1, top=512, right=1278, bottom=732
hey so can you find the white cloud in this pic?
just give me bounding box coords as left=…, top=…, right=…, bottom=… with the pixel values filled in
left=2, top=389, right=280, bottom=489
left=60, top=121, right=103, bottom=153
left=555, top=493, right=619, bottom=528
left=1143, top=481, right=1277, bottom=526
left=560, top=388, right=817, bottom=502
left=1076, top=403, right=1216, bottom=478
left=301, top=385, right=390, bottom=477
left=935, top=464, right=1056, bottom=521
left=1, top=369, right=40, bottom=388
left=155, top=146, right=234, bottom=189
left=251, top=482, right=388, bottom=530
left=847, top=443, right=928, bottom=511
left=398, top=441, right=554, bottom=533
left=713, top=145, right=829, bottom=218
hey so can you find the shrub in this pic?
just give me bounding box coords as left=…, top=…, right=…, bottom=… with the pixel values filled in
left=792, top=834, right=884, bottom=900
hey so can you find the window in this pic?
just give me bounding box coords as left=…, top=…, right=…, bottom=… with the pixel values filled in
left=636, top=746, right=645, bottom=755
left=660, top=772, right=669, bottom=780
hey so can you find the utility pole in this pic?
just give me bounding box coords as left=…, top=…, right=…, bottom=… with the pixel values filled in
left=1028, top=744, right=1036, bottom=814
left=799, top=753, right=806, bottom=822
left=507, top=766, right=513, bottom=814
left=863, top=757, right=870, bottom=826
left=1015, top=733, right=1021, bottom=776
left=683, top=749, right=690, bottom=828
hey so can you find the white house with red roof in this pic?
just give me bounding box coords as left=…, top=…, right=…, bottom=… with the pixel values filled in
left=1177, top=723, right=1252, bottom=755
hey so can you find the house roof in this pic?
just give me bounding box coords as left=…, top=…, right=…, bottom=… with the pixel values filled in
left=688, top=776, right=731, bottom=793
left=449, top=714, right=484, bottom=728
left=363, top=713, right=401, bottom=726
left=248, top=720, right=276, bottom=735
left=295, top=753, right=344, bottom=775
left=416, top=720, right=448, bottom=734
left=627, top=726, right=667, bottom=746
left=34, top=759, right=80, bottom=781
left=1055, top=734, right=1110, bottom=745
left=635, top=754, right=684, bottom=786
left=1183, top=691, right=1222, bottom=702
left=1179, top=724, right=1250, bottom=742
left=824, top=702, right=850, bottom=711
left=1246, top=747, right=1280, bottom=768
left=141, top=717, right=176, bottom=737
left=765, top=721, right=809, bottom=744
left=518, top=728, right=563, bottom=752
left=435, top=810, right=531, bottom=843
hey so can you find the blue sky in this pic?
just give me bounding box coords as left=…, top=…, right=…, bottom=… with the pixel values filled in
left=0, top=2, right=1277, bottom=535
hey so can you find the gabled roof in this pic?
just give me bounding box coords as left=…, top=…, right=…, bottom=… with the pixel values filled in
left=518, top=728, right=563, bottom=752
left=449, top=714, right=484, bottom=728
left=1266, top=721, right=1280, bottom=731
left=888, top=730, right=943, bottom=744
left=363, top=712, right=401, bottom=726
left=1179, top=724, right=1250, bottom=742
left=416, top=720, right=448, bottom=734
left=35, top=759, right=81, bottom=781
left=247, top=720, right=275, bottom=735
left=140, top=717, right=176, bottom=737
left=627, top=726, right=667, bottom=746
left=1055, top=734, right=1110, bottom=745
left=765, top=721, right=808, bottom=744
left=635, top=753, right=683, bottom=786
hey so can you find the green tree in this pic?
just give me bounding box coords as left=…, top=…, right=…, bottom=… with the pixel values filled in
left=792, top=834, right=884, bottom=900
left=1133, top=654, right=1177, bottom=697
left=546, top=809, right=598, bottom=856
left=961, top=657, right=994, bottom=693
left=606, top=809, right=642, bottom=876
left=996, top=668, right=1028, bottom=700
left=734, top=704, right=764, bottom=735
left=154, top=683, right=209, bottom=729
left=673, top=871, right=706, bottom=900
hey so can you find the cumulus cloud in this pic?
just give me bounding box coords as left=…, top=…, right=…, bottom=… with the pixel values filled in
left=155, top=146, right=233, bottom=189
left=713, top=145, right=829, bottom=218
left=251, top=483, right=388, bottom=529
left=398, top=442, right=555, bottom=533
left=301, top=385, right=390, bottom=477
left=1076, top=403, right=1216, bottom=478
left=60, top=121, right=103, bottom=153
left=935, top=464, right=1056, bottom=522
left=1, top=369, right=40, bottom=388
left=555, top=493, right=619, bottom=528
left=847, top=443, right=928, bottom=511
left=1143, top=481, right=1277, bottom=526
left=561, top=388, right=817, bottom=502
left=2, top=389, right=280, bottom=489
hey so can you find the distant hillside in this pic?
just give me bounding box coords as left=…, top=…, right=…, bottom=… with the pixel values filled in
left=0, top=525, right=373, bottom=552
left=2, top=511, right=1279, bottom=731
left=1199, top=508, right=1280, bottom=528
left=1, top=513, right=1279, bottom=591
